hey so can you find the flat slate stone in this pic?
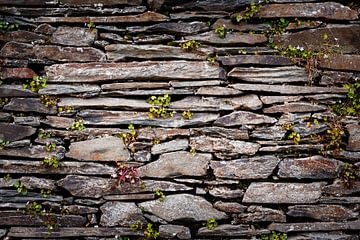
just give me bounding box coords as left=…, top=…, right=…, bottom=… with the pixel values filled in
left=101, top=88, right=193, bottom=97
left=138, top=128, right=189, bottom=141
left=19, top=176, right=56, bottom=190
left=0, top=30, right=48, bottom=43
left=102, top=82, right=169, bottom=90
left=38, top=84, right=100, bottom=96
left=323, top=180, right=360, bottom=196
left=51, top=26, right=97, bottom=46
left=79, top=110, right=219, bottom=128
left=159, top=225, right=191, bottom=240
left=139, top=151, right=211, bottom=178
left=190, top=127, right=249, bottom=140
left=190, top=136, right=260, bottom=156
left=100, top=201, right=146, bottom=227
left=139, top=194, right=227, bottom=222
left=66, top=136, right=130, bottom=162
left=36, top=12, right=168, bottom=23
left=0, top=123, right=36, bottom=141
left=319, top=54, right=360, bottom=72
left=0, top=67, right=35, bottom=79
left=215, top=111, right=277, bottom=126
left=251, top=125, right=286, bottom=140
left=347, top=124, right=360, bottom=151
left=57, top=175, right=192, bottom=198
left=151, top=139, right=189, bottom=155
left=234, top=206, right=286, bottom=223
left=59, top=97, right=150, bottom=110
left=46, top=61, right=224, bottom=82
left=3, top=98, right=57, bottom=114
left=0, top=145, right=64, bottom=159
left=273, top=25, right=360, bottom=54
left=195, top=86, right=243, bottom=96
left=260, top=144, right=324, bottom=153
left=289, top=232, right=358, bottom=240
left=230, top=83, right=346, bottom=95
left=219, top=55, right=293, bottom=67
left=263, top=102, right=327, bottom=113
left=0, top=85, right=37, bottom=97
left=213, top=201, right=246, bottom=213
left=243, top=182, right=325, bottom=204
left=278, top=155, right=342, bottom=179
left=106, top=44, right=211, bottom=61
left=197, top=224, right=269, bottom=237
left=127, top=21, right=209, bottom=35
left=258, top=2, right=358, bottom=20
left=287, top=204, right=358, bottom=222
left=268, top=220, right=360, bottom=232
left=208, top=186, right=244, bottom=199
left=170, top=80, right=223, bottom=88
left=260, top=96, right=303, bottom=105
left=210, top=156, right=280, bottom=179
left=228, top=66, right=307, bottom=84
left=212, top=18, right=271, bottom=32
left=185, top=31, right=267, bottom=45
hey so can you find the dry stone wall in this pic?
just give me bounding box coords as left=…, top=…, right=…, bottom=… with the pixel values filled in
left=0, top=0, right=360, bottom=239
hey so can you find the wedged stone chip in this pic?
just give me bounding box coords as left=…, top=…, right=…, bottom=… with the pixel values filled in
left=215, top=111, right=277, bottom=126
left=39, top=84, right=100, bottom=96
left=139, top=151, right=210, bottom=178
left=263, top=102, right=327, bottom=113
left=100, top=201, right=146, bottom=227
left=228, top=66, right=307, bottom=84
left=243, top=182, right=325, bottom=204
left=213, top=201, right=246, bottom=213
left=138, top=128, right=189, bottom=141
left=59, top=97, right=150, bottom=110
left=59, top=0, right=143, bottom=6
left=287, top=204, right=358, bottom=222
left=190, top=136, right=260, bottom=156
left=260, top=96, right=303, bottom=105
left=212, top=19, right=271, bottom=32
left=36, top=12, right=168, bottom=23
left=197, top=224, right=269, bottom=237
left=57, top=175, right=192, bottom=198
left=319, top=54, right=360, bottom=72
left=0, top=123, right=36, bottom=141
left=0, top=42, right=106, bottom=62
left=347, top=124, right=360, bottom=151
left=19, top=176, right=56, bottom=190
left=0, top=112, right=12, bottom=122
left=0, top=85, right=37, bottom=97
left=51, top=26, right=97, bottom=46
left=66, top=136, right=130, bottom=162
left=268, top=220, right=360, bottom=232
left=208, top=186, right=244, bottom=199
left=251, top=125, right=286, bottom=140
left=79, top=110, right=219, bottom=128
left=102, top=82, right=169, bottom=91
left=41, top=116, right=74, bottom=129
left=230, top=83, right=347, bottom=95
left=233, top=206, right=286, bottom=223
left=0, top=30, right=48, bottom=43
left=0, top=145, right=65, bottom=159
left=138, top=194, right=227, bottom=222
left=219, top=55, right=293, bottom=67
left=170, top=80, right=223, bottom=88
left=101, top=88, right=193, bottom=97
left=151, top=139, right=189, bottom=155
left=323, top=180, right=360, bottom=196
left=210, top=156, right=280, bottom=179
left=190, top=127, right=249, bottom=140
left=195, top=86, right=243, bottom=96
left=185, top=31, right=267, bottom=45
left=159, top=225, right=191, bottom=240
left=273, top=25, right=360, bottom=54
left=127, top=21, right=209, bottom=35
left=260, top=144, right=323, bottom=153
left=99, top=32, right=126, bottom=43
left=35, top=23, right=56, bottom=34
left=62, top=205, right=98, bottom=215
left=258, top=2, right=358, bottom=20
left=0, top=67, right=35, bottom=79
left=289, top=232, right=358, bottom=240
left=3, top=98, right=57, bottom=114
left=133, top=34, right=175, bottom=44
left=278, top=156, right=342, bottom=179
left=46, top=61, right=224, bottom=82
left=0, top=160, right=115, bottom=175
left=106, top=44, right=211, bottom=61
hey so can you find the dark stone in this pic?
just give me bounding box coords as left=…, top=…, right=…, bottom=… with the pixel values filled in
left=190, top=127, right=249, bottom=140
left=0, top=85, right=37, bottom=97
left=51, top=26, right=97, bottom=46
left=219, top=55, right=293, bottom=67
left=185, top=32, right=267, bottom=45
left=0, top=123, right=36, bottom=141
left=159, top=225, right=191, bottom=239
left=347, top=124, right=360, bottom=151
left=127, top=21, right=209, bottom=35
left=4, top=98, right=57, bottom=114
left=197, top=224, right=269, bottom=237
left=319, top=54, right=360, bottom=72
left=0, top=30, right=48, bottom=43
left=268, top=220, right=360, bottom=232
left=215, top=111, right=276, bottom=126
left=233, top=206, right=286, bottom=223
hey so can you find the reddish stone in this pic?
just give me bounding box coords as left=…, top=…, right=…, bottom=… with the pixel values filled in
left=0, top=67, right=35, bottom=79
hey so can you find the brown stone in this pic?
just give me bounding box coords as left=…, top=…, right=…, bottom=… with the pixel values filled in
left=263, top=102, right=327, bottom=113
left=213, top=201, right=246, bottom=213
left=0, top=123, right=36, bottom=141
left=46, top=61, right=224, bottom=82
left=0, top=30, right=48, bottom=43
left=185, top=31, right=267, bottom=45
left=138, top=128, right=189, bottom=141
left=268, top=220, right=360, bottom=232
left=323, top=180, right=360, bottom=196
left=208, top=187, right=244, bottom=199
left=347, top=124, right=360, bottom=151
left=233, top=206, right=286, bottom=223
left=0, top=145, right=65, bottom=159
left=127, top=21, right=209, bottom=35
left=0, top=67, right=35, bottom=79
left=59, top=0, right=142, bottom=6
left=220, top=55, right=293, bottom=67
left=3, top=98, right=57, bottom=114
left=195, top=86, right=243, bottom=96
left=39, top=84, right=100, bottom=96
left=215, top=111, right=277, bottom=126
left=319, top=54, right=360, bottom=72
left=51, top=26, right=97, bottom=46
left=258, top=2, right=358, bottom=20
left=0, top=85, right=37, bottom=97
left=190, top=127, right=249, bottom=140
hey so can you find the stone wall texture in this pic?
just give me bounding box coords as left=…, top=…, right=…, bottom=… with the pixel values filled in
left=0, top=0, right=360, bottom=239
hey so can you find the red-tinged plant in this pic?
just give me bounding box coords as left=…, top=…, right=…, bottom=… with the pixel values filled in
left=112, top=163, right=140, bottom=185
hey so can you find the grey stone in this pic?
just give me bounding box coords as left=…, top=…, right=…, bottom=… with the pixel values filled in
left=197, top=224, right=269, bottom=237
left=347, top=124, right=360, bottom=151
left=216, top=110, right=277, bottom=126
left=0, top=123, right=36, bottom=141
left=38, top=84, right=100, bottom=96
left=268, top=220, right=360, bottom=232
left=66, top=136, right=130, bottom=162
left=102, top=82, right=169, bottom=91
left=212, top=18, right=271, bottom=32
left=0, top=85, right=37, bottom=97
left=208, top=186, right=244, bottom=199
left=4, top=98, right=57, bottom=114
left=138, top=128, right=189, bottom=141
left=243, top=182, right=325, bottom=204
left=127, top=21, right=209, bottom=35
left=103, top=194, right=155, bottom=201
left=0, top=145, right=64, bottom=159
left=211, top=156, right=280, bottom=179
left=219, top=55, right=293, bottom=67
left=13, top=116, right=40, bottom=126
left=100, top=201, right=146, bottom=227
left=159, top=225, right=191, bottom=239
left=59, top=97, right=150, bottom=110
left=0, top=112, right=12, bottom=122
left=51, top=26, right=97, bottom=46
left=213, top=201, right=246, bottom=213
left=101, top=88, right=193, bottom=97
left=288, top=232, right=359, bottom=240
left=139, top=194, right=227, bottom=222
left=19, top=176, right=56, bottom=190
left=319, top=54, right=360, bottom=72
left=139, top=151, right=211, bottom=178
left=260, top=95, right=303, bottom=105
left=41, top=116, right=74, bottom=129
left=190, top=127, right=249, bottom=140
left=260, top=144, right=323, bottom=153
left=323, top=180, right=360, bottom=196
left=233, top=206, right=286, bottom=223
left=195, top=86, right=243, bottom=96
left=170, top=80, right=223, bottom=88
left=62, top=205, right=98, bottom=215
left=185, top=31, right=267, bottom=45
left=263, top=102, right=327, bottom=113
left=151, top=139, right=189, bottom=155
left=251, top=125, right=286, bottom=140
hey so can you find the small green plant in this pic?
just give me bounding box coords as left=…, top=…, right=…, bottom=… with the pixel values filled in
left=320, top=120, right=344, bottom=156
left=40, top=189, right=52, bottom=198
left=38, top=130, right=51, bottom=139
left=42, top=156, right=59, bottom=169
left=332, top=82, right=360, bottom=116
left=340, top=163, right=358, bottom=188
left=24, top=201, right=58, bottom=236
left=25, top=201, right=44, bottom=216
left=179, top=40, right=201, bottom=51
left=14, top=180, right=28, bottom=196
left=140, top=206, right=145, bottom=214
left=152, top=138, right=161, bottom=145
left=0, top=20, right=18, bottom=31
left=57, top=105, right=74, bottom=113
left=130, top=221, right=143, bottom=232
left=40, top=95, right=59, bottom=108
left=261, top=231, right=287, bottom=240
left=288, top=131, right=301, bottom=145
left=0, top=139, right=9, bottom=149
left=214, top=26, right=226, bottom=38
left=144, top=223, right=159, bottom=239
left=3, top=174, right=11, bottom=181
left=182, top=110, right=193, bottom=120
left=46, top=142, right=56, bottom=152
left=239, top=49, right=248, bottom=55
left=86, top=21, right=97, bottom=33
left=148, top=94, right=176, bottom=119
left=236, top=1, right=261, bottom=22
left=190, top=147, right=196, bottom=156
left=207, top=56, right=217, bottom=64
left=119, top=124, right=138, bottom=146
left=0, top=98, right=10, bottom=105
left=23, top=75, right=47, bottom=93
left=204, top=218, right=218, bottom=230
left=267, top=18, right=289, bottom=36
left=69, top=119, right=85, bottom=131
left=154, top=189, right=165, bottom=202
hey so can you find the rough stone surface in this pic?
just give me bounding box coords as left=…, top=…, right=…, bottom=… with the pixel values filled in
left=219, top=55, right=293, bottom=67
left=197, top=224, right=269, bottom=237
left=208, top=186, right=244, bottom=199
left=185, top=32, right=267, bottom=45
left=195, top=86, right=243, bottom=96
left=215, top=111, right=277, bottom=126
left=66, top=136, right=130, bottom=162
left=51, top=26, right=97, bottom=46
left=319, top=54, right=360, bottom=72
left=159, top=225, right=191, bottom=239
left=268, top=220, right=360, bottom=232
left=263, top=102, right=327, bottom=113
left=213, top=201, right=246, bottom=213
left=151, top=139, right=189, bottom=155
left=0, top=85, right=37, bottom=97
left=234, top=206, right=286, bottom=223
left=139, top=194, right=227, bottom=222
left=4, top=98, right=57, bottom=114
left=190, top=127, right=248, bottom=140
left=0, top=123, right=36, bottom=141
left=347, top=124, right=360, bottom=151
left=38, top=84, right=100, bottom=96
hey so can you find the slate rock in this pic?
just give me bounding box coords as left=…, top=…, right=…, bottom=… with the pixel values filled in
left=35, top=23, right=56, bottom=35
left=38, top=84, right=100, bottom=96
left=170, top=80, right=223, bottom=88
left=0, top=145, right=64, bottom=159
left=287, top=204, right=358, bottom=222
left=211, top=156, right=280, bottom=179
left=195, top=86, right=243, bottom=96
left=3, top=98, right=57, bottom=114
left=234, top=206, right=286, bottom=223
left=0, top=123, right=36, bottom=141
left=66, top=136, right=130, bottom=162
left=59, top=0, right=143, bottom=6
left=323, top=180, right=360, bottom=196
left=346, top=124, right=360, bottom=151
left=213, top=201, right=246, bottom=213
left=278, top=156, right=342, bottom=179
left=268, top=220, right=360, bottom=232
left=197, top=224, right=269, bottom=237
left=243, top=182, right=325, bottom=204
left=0, top=112, right=12, bottom=122
left=212, top=18, right=271, bottom=32
left=151, top=139, right=189, bottom=155
left=263, top=102, right=327, bottom=113
left=127, top=21, right=209, bottom=35
left=100, top=201, right=146, bottom=227
left=41, top=116, right=75, bottom=129
left=219, top=55, right=293, bottom=67
left=139, top=151, right=211, bottom=178
left=260, top=144, right=324, bottom=153
left=0, top=67, right=35, bottom=79
left=185, top=31, right=267, bottom=45
left=260, top=96, right=303, bottom=105
left=102, top=82, right=169, bottom=91
left=138, top=128, right=190, bottom=141
left=215, top=111, right=277, bottom=126
left=59, top=97, right=150, bottom=110
left=62, top=205, right=98, bottom=215
left=0, top=30, right=48, bottom=43
left=0, top=85, right=37, bottom=97
left=19, top=176, right=56, bottom=190
left=319, top=54, right=360, bottom=72
left=208, top=186, right=244, bottom=199
left=190, top=127, right=249, bottom=140
left=289, top=232, right=358, bottom=240
left=251, top=125, right=286, bottom=140
left=139, top=194, right=227, bottom=222
left=51, top=26, right=97, bottom=46
left=159, top=225, right=191, bottom=239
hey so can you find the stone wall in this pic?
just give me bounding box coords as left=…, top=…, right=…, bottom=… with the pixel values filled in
left=0, top=0, right=360, bottom=239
